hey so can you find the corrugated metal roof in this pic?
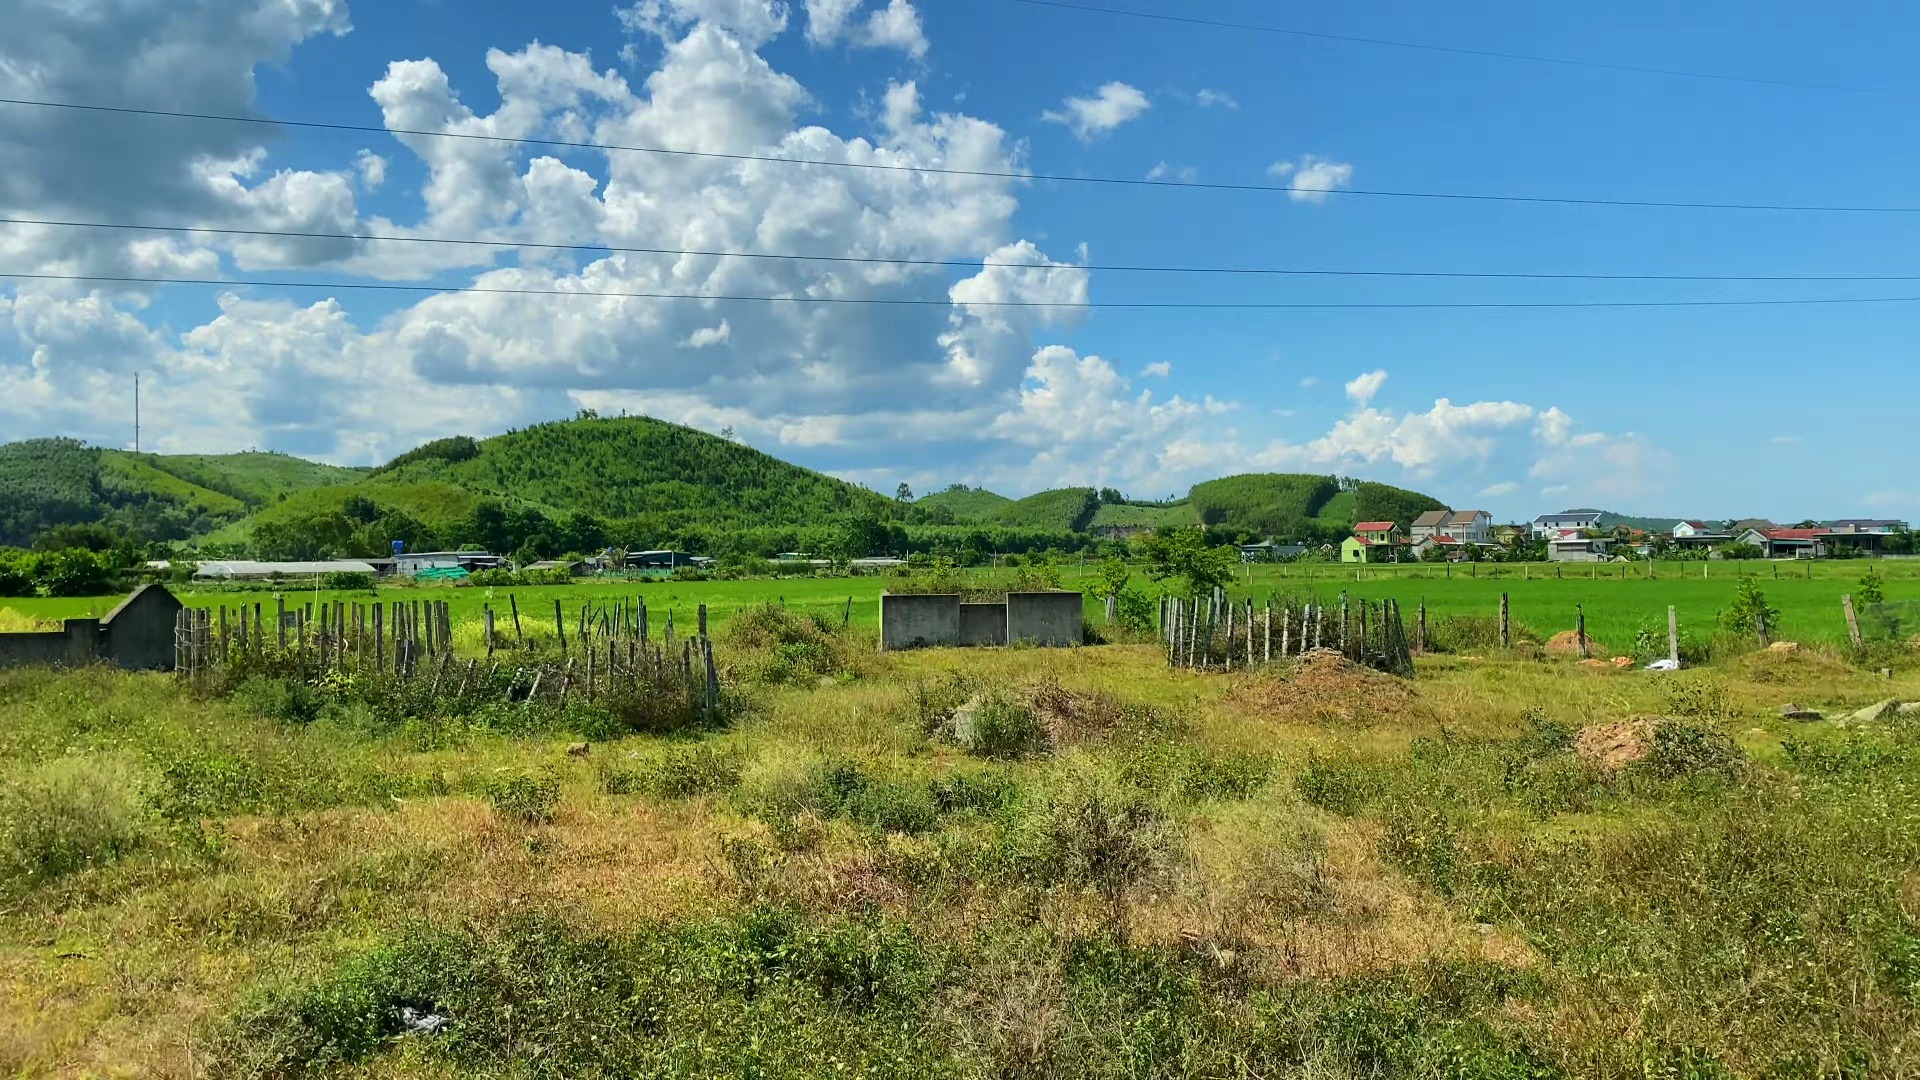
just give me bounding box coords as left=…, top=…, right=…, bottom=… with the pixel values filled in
left=195, top=560, right=378, bottom=577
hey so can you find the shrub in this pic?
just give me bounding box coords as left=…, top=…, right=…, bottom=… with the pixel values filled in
left=600, top=744, right=743, bottom=798
left=1635, top=719, right=1745, bottom=782
left=726, top=604, right=856, bottom=686
left=1718, top=576, right=1780, bottom=637
left=946, top=688, right=1049, bottom=759
left=0, top=754, right=156, bottom=892
left=1858, top=566, right=1886, bottom=605
left=0, top=561, right=32, bottom=597
left=320, top=571, right=375, bottom=591
left=1663, top=679, right=1735, bottom=723
left=1295, top=753, right=1381, bottom=815
left=232, top=676, right=324, bottom=726
left=484, top=772, right=561, bottom=824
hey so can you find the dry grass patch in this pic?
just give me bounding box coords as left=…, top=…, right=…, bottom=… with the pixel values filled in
left=1232, top=649, right=1423, bottom=728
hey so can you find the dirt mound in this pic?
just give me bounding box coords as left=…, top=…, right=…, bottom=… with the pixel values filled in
left=1545, top=630, right=1607, bottom=657
left=1233, top=648, right=1419, bottom=726
left=1574, top=720, right=1653, bottom=773
left=1021, top=679, right=1137, bottom=745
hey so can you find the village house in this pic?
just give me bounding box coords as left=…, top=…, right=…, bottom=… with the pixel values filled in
left=1546, top=530, right=1610, bottom=562
left=1668, top=521, right=1732, bottom=550
left=1531, top=510, right=1602, bottom=538
left=1342, top=522, right=1405, bottom=563
left=1442, top=510, right=1493, bottom=544
left=1408, top=509, right=1450, bottom=541
left=1408, top=534, right=1466, bottom=559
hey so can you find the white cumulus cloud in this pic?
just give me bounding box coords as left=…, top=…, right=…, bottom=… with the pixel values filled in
left=1269, top=155, right=1354, bottom=204
left=1344, top=369, right=1387, bottom=405
left=1195, top=88, right=1237, bottom=109
left=804, top=0, right=928, bottom=57
left=1042, top=82, right=1150, bottom=140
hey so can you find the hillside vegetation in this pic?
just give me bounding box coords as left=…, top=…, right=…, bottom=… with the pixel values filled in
left=1189, top=474, right=1341, bottom=537
left=1352, top=481, right=1448, bottom=533
left=374, top=417, right=894, bottom=530
left=993, top=487, right=1099, bottom=532
left=914, top=484, right=1013, bottom=523
left=110, top=451, right=366, bottom=505
left=1089, top=500, right=1196, bottom=530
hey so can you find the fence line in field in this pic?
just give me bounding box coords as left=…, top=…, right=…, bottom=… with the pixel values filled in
left=1159, top=588, right=1414, bottom=677
left=172, top=596, right=724, bottom=718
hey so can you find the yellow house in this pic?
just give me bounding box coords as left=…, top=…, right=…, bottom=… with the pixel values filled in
left=1342, top=521, right=1400, bottom=563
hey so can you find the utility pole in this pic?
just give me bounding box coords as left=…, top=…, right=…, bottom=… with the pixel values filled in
left=133, top=372, right=140, bottom=452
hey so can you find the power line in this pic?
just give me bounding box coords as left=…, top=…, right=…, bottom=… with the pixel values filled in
left=9, top=270, right=1920, bottom=311
left=989, top=0, right=1879, bottom=94
left=5, top=96, right=1918, bottom=214
left=8, top=216, right=1920, bottom=283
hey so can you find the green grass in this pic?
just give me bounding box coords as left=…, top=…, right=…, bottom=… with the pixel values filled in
left=4, top=588, right=1920, bottom=1074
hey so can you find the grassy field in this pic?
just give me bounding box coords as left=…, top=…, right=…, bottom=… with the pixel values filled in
left=4, top=559, right=1913, bottom=652
left=2, top=605, right=1918, bottom=1076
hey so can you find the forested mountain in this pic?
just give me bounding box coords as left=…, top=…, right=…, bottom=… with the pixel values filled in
left=914, top=484, right=1013, bottom=523
left=1, top=418, right=1451, bottom=558
left=1189, top=474, right=1343, bottom=537
left=372, top=416, right=895, bottom=529
left=992, top=488, right=1100, bottom=532
left=0, top=439, right=358, bottom=547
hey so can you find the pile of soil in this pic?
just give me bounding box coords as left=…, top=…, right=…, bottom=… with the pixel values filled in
left=1573, top=720, right=1654, bottom=773
left=1233, top=648, right=1419, bottom=726
left=1545, top=630, right=1608, bottom=657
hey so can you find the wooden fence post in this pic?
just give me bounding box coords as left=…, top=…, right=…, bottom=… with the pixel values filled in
left=1417, top=601, right=1427, bottom=654
left=510, top=594, right=524, bottom=648
left=698, top=603, right=708, bottom=638
left=485, top=606, right=496, bottom=659
left=1842, top=594, right=1863, bottom=648
left=1576, top=604, right=1588, bottom=659
left=1499, top=592, right=1511, bottom=649
left=1668, top=605, right=1679, bottom=664
left=554, top=599, right=566, bottom=655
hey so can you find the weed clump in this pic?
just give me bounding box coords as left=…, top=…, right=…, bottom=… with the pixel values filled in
left=919, top=675, right=1164, bottom=757
left=1635, top=719, right=1745, bottom=783
left=483, top=772, right=561, bottom=824
left=600, top=743, right=743, bottom=798
left=231, top=676, right=325, bottom=725
left=725, top=604, right=862, bottom=686
left=0, top=754, right=156, bottom=893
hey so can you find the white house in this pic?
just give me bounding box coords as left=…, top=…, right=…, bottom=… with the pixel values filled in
left=1669, top=521, right=1731, bottom=548
left=1443, top=510, right=1493, bottom=544
left=1531, top=510, right=1602, bottom=538
left=1409, top=509, right=1450, bottom=541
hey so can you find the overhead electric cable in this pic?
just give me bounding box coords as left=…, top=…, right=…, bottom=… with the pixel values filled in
left=4, top=97, right=1917, bottom=213
left=10, top=271, right=1920, bottom=312
left=6, top=217, right=1918, bottom=282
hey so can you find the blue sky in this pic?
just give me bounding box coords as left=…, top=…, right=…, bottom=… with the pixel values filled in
left=1, top=0, right=1915, bottom=522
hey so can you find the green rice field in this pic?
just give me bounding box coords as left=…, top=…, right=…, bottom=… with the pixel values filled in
left=3, top=559, right=1913, bottom=652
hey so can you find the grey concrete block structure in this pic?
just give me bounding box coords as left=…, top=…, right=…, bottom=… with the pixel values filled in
left=1006, top=591, right=1086, bottom=646
left=959, top=602, right=1008, bottom=646
left=880, top=593, right=962, bottom=650
left=880, top=591, right=1082, bottom=651
left=0, top=584, right=184, bottom=671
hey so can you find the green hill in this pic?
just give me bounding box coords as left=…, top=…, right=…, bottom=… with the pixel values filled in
left=1088, top=500, right=1195, bottom=530
left=1189, top=474, right=1341, bottom=537
left=109, top=450, right=366, bottom=505
left=1352, top=481, right=1447, bottom=534
left=915, top=484, right=1013, bottom=522
left=370, top=416, right=895, bottom=529
left=201, top=481, right=484, bottom=546
left=992, top=487, right=1099, bottom=532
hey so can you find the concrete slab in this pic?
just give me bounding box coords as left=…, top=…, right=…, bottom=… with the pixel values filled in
left=959, top=602, right=1008, bottom=646
left=1006, top=592, right=1084, bottom=647
left=880, top=593, right=962, bottom=651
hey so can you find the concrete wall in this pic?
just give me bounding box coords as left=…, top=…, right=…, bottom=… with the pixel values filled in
left=1006, top=592, right=1084, bottom=647
left=959, top=602, right=1008, bottom=646
left=880, top=593, right=962, bottom=650
left=100, top=585, right=184, bottom=670
left=0, top=620, right=98, bottom=668
left=0, top=585, right=183, bottom=671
